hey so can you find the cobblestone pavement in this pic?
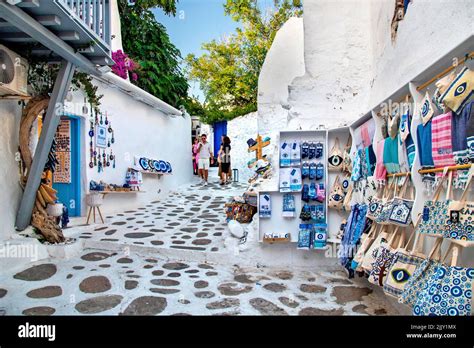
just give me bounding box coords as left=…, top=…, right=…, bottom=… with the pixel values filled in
left=0, top=175, right=404, bottom=315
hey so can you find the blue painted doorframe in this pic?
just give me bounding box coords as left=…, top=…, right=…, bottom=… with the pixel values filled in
left=53, top=115, right=81, bottom=217
left=213, top=121, right=227, bottom=158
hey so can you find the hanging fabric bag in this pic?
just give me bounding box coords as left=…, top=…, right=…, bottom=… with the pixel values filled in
left=351, top=224, right=378, bottom=272
left=383, top=225, right=425, bottom=298
left=368, top=227, right=405, bottom=286
left=328, top=175, right=345, bottom=210
left=417, top=171, right=453, bottom=237
left=342, top=136, right=352, bottom=173
left=398, top=238, right=443, bottom=307
left=445, top=170, right=474, bottom=241
left=388, top=174, right=414, bottom=226
left=413, top=243, right=473, bottom=316
left=328, top=137, right=343, bottom=171
left=360, top=227, right=390, bottom=274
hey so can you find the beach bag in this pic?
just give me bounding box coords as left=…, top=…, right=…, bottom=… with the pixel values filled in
left=368, top=227, right=405, bottom=286
left=388, top=110, right=400, bottom=139
left=342, top=136, right=352, bottom=173
left=420, top=91, right=435, bottom=125
left=351, top=224, right=378, bottom=271
left=388, top=174, right=414, bottom=226
left=417, top=171, right=453, bottom=237
left=383, top=226, right=425, bottom=298
left=343, top=184, right=353, bottom=212
left=439, top=66, right=474, bottom=114
left=328, top=175, right=344, bottom=210
left=360, top=227, right=390, bottom=274
left=413, top=243, right=473, bottom=316
left=328, top=137, right=343, bottom=171
left=366, top=185, right=387, bottom=221
left=350, top=149, right=362, bottom=181
left=373, top=179, right=398, bottom=224
left=399, top=238, right=443, bottom=307
left=445, top=170, right=474, bottom=241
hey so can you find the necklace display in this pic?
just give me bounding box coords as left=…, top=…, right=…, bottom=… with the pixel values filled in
left=88, top=108, right=116, bottom=173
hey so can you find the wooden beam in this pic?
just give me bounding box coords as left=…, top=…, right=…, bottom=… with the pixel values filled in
left=15, top=60, right=75, bottom=231
left=16, top=0, right=39, bottom=8
left=58, top=31, right=80, bottom=41
left=36, top=15, right=61, bottom=26
left=0, top=32, right=34, bottom=42
left=0, top=2, right=104, bottom=76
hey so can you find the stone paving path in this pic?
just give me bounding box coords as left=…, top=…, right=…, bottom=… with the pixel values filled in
left=0, top=248, right=401, bottom=315
left=72, top=178, right=248, bottom=253
left=0, top=175, right=404, bottom=315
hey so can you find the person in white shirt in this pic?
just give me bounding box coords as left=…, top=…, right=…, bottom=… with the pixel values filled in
left=197, top=134, right=214, bottom=185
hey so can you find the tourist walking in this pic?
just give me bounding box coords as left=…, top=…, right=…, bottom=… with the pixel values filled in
left=192, top=137, right=200, bottom=175
left=218, top=136, right=231, bottom=185
left=197, top=134, right=214, bottom=186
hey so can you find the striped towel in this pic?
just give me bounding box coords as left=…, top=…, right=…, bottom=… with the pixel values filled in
left=431, top=111, right=455, bottom=178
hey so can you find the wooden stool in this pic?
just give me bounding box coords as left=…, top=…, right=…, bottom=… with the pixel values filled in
left=86, top=193, right=104, bottom=224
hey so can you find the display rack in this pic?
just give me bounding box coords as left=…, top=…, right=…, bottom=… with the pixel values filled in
left=257, top=129, right=328, bottom=246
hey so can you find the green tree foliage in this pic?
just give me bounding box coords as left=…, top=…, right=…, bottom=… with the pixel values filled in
left=185, top=0, right=302, bottom=124
left=118, top=0, right=188, bottom=107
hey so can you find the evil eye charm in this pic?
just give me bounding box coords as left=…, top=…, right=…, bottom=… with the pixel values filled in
left=391, top=269, right=411, bottom=284
left=421, top=100, right=430, bottom=117
left=332, top=194, right=342, bottom=202
left=454, top=82, right=467, bottom=97
left=328, top=155, right=343, bottom=167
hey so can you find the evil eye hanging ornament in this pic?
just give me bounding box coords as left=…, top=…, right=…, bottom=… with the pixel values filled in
left=97, top=149, right=102, bottom=172
left=89, top=120, right=94, bottom=168
left=105, top=112, right=109, bottom=126
left=109, top=150, right=115, bottom=169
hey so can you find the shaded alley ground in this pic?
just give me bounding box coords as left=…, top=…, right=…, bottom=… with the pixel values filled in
left=0, top=172, right=404, bottom=315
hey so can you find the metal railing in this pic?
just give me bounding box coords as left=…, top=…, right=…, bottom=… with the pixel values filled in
left=60, top=0, right=111, bottom=45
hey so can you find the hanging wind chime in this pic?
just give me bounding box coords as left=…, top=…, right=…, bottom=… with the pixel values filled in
left=88, top=107, right=116, bottom=173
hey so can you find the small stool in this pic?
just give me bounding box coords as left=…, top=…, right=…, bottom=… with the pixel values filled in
left=85, top=193, right=104, bottom=224
left=232, top=169, right=239, bottom=182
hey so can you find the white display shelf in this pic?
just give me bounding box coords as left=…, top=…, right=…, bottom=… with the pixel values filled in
left=258, top=129, right=329, bottom=246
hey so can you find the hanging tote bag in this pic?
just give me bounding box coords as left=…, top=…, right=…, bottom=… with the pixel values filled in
left=413, top=243, right=473, bottom=316
left=368, top=227, right=405, bottom=286
left=366, top=184, right=388, bottom=221
left=398, top=238, right=443, bottom=307
left=328, top=137, right=344, bottom=171
left=417, top=171, right=453, bottom=237
left=383, top=226, right=426, bottom=298
left=328, top=175, right=345, bottom=210
left=445, top=171, right=474, bottom=241
left=343, top=184, right=353, bottom=212
left=388, top=174, right=415, bottom=226
left=375, top=179, right=399, bottom=225
left=360, top=227, right=390, bottom=274
left=351, top=224, right=378, bottom=271
left=342, top=136, right=352, bottom=173
left=439, top=66, right=474, bottom=114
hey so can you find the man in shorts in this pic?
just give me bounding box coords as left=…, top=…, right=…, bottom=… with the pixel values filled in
left=197, top=134, right=214, bottom=186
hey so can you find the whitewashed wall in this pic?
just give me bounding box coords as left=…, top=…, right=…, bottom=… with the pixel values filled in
left=65, top=79, right=193, bottom=217
left=0, top=101, right=23, bottom=241
left=226, top=112, right=259, bottom=183
left=368, top=0, right=474, bottom=107
left=258, top=17, right=305, bottom=135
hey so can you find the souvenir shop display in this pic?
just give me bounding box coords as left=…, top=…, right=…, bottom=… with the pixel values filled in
left=134, top=156, right=173, bottom=174
left=328, top=137, right=343, bottom=171
left=368, top=226, right=406, bottom=287
left=383, top=230, right=426, bottom=298
left=342, top=136, right=353, bottom=173
left=412, top=243, right=473, bottom=316
left=259, top=193, right=272, bottom=218
left=247, top=135, right=271, bottom=169
left=282, top=193, right=296, bottom=217
left=259, top=130, right=329, bottom=245
left=328, top=175, right=344, bottom=210
left=125, top=168, right=143, bottom=190
left=225, top=201, right=257, bottom=224
left=89, top=110, right=116, bottom=173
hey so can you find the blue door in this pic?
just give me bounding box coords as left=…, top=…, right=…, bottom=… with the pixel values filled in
left=53, top=116, right=81, bottom=217
left=213, top=121, right=227, bottom=158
